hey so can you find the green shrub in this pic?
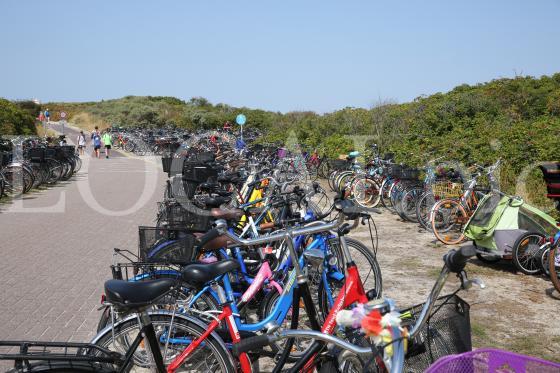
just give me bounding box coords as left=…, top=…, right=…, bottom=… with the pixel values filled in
left=0, top=98, right=37, bottom=135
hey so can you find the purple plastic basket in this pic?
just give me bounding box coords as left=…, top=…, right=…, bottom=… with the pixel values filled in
left=426, top=348, right=560, bottom=373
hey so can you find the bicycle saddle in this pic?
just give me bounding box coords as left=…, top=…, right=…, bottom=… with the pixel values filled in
left=199, top=182, right=221, bottom=190
left=181, top=259, right=240, bottom=287
left=203, top=196, right=231, bottom=208
left=104, top=278, right=176, bottom=309
left=194, top=229, right=232, bottom=251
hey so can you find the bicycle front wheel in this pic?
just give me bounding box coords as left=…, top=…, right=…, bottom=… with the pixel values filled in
left=319, top=237, right=382, bottom=316
left=352, top=177, right=381, bottom=208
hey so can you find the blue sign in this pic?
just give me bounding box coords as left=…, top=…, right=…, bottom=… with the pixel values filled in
left=236, top=114, right=246, bottom=126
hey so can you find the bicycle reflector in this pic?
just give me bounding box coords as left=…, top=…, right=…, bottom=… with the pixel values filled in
left=100, top=294, right=106, bottom=304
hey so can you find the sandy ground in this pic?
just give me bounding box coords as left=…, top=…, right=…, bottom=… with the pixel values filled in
left=356, top=209, right=560, bottom=363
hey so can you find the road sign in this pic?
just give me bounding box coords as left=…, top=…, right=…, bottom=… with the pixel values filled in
left=60, top=111, right=67, bottom=119
left=236, top=114, right=246, bottom=126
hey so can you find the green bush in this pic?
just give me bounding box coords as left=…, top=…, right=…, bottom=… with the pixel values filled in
left=0, top=98, right=37, bottom=135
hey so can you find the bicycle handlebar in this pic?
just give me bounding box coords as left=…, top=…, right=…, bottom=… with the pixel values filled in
left=232, top=246, right=477, bottom=359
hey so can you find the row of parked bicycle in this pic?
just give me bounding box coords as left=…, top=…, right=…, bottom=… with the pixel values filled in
left=109, top=126, right=263, bottom=156
left=326, top=147, right=560, bottom=294
left=0, top=136, right=81, bottom=199
left=3, top=132, right=560, bottom=372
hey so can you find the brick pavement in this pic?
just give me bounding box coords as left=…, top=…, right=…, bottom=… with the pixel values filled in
left=0, top=126, right=166, bottom=369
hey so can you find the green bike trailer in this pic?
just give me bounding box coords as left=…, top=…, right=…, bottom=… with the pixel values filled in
left=463, top=192, right=557, bottom=255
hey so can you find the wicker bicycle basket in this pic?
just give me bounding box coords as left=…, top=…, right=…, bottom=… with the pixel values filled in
left=431, top=181, right=463, bottom=199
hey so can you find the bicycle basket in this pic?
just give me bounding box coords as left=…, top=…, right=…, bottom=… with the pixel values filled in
left=388, top=165, right=420, bottom=180
left=111, top=261, right=182, bottom=282
left=182, top=163, right=219, bottom=183
left=426, top=348, right=560, bottom=373
left=161, top=142, right=181, bottom=155
left=45, top=147, right=57, bottom=159
left=186, top=151, right=215, bottom=164
left=330, top=159, right=348, bottom=170
left=0, top=152, right=8, bottom=166
left=158, top=202, right=213, bottom=232
left=61, top=145, right=75, bottom=156
left=402, top=294, right=471, bottom=373
left=138, top=226, right=196, bottom=263
left=431, top=181, right=463, bottom=199
left=28, top=148, right=46, bottom=163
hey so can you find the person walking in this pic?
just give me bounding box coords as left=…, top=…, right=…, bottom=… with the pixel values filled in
left=102, top=130, right=113, bottom=159
left=44, top=108, right=50, bottom=123
left=91, top=126, right=102, bottom=159
left=77, top=131, right=86, bottom=156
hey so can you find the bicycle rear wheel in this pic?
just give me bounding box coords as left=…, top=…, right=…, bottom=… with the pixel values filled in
left=94, top=313, right=235, bottom=372
left=431, top=199, right=467, bottom=245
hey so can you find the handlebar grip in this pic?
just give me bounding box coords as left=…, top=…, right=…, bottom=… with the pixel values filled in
left=443, top=246, right=477, bottom=273
left=231, top=335, right=272, bottom=357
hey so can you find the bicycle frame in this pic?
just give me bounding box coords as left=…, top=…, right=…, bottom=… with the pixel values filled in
left=168, top=302, right=252, bottom=373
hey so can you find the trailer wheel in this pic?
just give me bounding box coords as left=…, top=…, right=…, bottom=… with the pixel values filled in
left=512, top=232, right=545, bottom=275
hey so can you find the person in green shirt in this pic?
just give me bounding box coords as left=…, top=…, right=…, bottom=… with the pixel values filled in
left=102, top=130, right=113, bottom=159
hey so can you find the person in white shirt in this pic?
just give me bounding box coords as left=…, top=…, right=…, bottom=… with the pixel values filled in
left=77, top=131, right=87, bottom=156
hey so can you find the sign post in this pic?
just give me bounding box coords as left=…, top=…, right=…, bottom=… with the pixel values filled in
left=236, top=114, right=246, bottom=140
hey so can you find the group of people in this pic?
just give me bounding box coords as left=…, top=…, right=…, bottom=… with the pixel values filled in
left=76, top=126, right=113, bottom=159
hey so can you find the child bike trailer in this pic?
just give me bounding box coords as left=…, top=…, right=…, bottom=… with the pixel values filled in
left=463, top=191, right=557, bottom=274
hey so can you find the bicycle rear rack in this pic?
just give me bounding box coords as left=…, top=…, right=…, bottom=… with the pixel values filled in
left=0, top=340, right=122, bottom=371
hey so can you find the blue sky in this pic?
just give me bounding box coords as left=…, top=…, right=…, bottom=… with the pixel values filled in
left=1, top=0, right=559, bottom=113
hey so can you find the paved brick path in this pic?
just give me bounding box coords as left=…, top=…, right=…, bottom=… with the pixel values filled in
left=0, top=125, right=166, bottom=368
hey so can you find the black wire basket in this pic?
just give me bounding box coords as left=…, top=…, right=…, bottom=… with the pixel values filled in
left=1, top=151, right=14, bottom=166
left=28, top=148, right=46, bottom=163
left=138, top=226, right=196, bottom=263
left=161, top=156, right=185, bottom=177
left=402, top=294, right=472, bottom=373
left=329, top=159, right=349, bottom=170
left=61, top=145, right=76, bottom=156
left=157, top=202, right=214, bottom=232
left=111, top=261, right=182, bottom=281
left=387, top=165, right=421, bottom=180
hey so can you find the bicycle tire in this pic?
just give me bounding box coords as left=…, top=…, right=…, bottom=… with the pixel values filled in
left=352, top=177, right=381, bottom=208
left=512, top=231, right=544, bottom=275
left=431, top=199, right=467, bottom=245
left=318, top=237, right=382, bottom=316
left=94, top=313, right=235, bottom=372
left=549, top=242, right=560, bottom=293
left=400, top=186, right=423, bottom=223
left=380, top=179, right=397, bottom=213
left=2, top=164, right=26, bottom=196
